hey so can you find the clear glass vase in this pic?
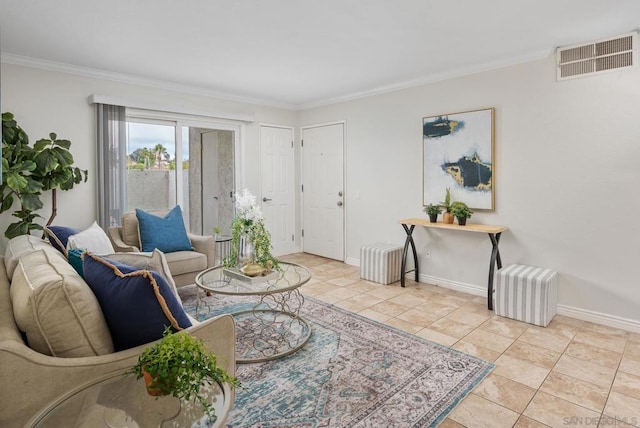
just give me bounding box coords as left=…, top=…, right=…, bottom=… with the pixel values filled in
left=237, top=232, right=254, bottom=267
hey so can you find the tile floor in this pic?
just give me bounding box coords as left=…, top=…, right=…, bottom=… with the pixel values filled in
left=279, top=253, right=640, bottom=428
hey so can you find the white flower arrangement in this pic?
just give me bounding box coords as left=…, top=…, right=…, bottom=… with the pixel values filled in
left=234, top=188, right=263, bottom=225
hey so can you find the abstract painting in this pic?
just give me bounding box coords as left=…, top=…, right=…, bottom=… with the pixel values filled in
left=423, top=108, right=494, bottom=210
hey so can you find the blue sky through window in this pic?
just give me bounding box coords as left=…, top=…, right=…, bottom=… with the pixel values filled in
left=127, top=122, right=190, bottom=160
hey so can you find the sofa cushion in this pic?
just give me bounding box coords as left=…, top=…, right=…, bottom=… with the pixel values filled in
left=4, top=235, right=60, bottom=281
left=136, top=206, right=192, bottom=253
left=83, top=253, right=192, bottom=351
left=67, top=221, right=115, bottom=255
left=10, top=249, right=114, bottom=357
left=164, top=250, right=208, bottom=277
left=44, top=225, right=80, bottom=257
left=121, top=211, right=144, bottom=249
left=102, top=249, right=182, bottom=305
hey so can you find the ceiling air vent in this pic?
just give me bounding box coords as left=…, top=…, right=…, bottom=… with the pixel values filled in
left=556, top=32, right=637, bottom=81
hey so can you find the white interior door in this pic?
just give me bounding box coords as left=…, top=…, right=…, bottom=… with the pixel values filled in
left=260, top=125, right=295, bottom=256
left=302, top=123, right=344, bottom=261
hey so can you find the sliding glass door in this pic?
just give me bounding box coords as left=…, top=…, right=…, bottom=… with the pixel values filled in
left=122, top=112, right=240, bottom=235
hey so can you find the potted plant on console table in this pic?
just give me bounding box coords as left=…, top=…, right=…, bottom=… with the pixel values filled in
left=127, top=327, right=240, bottom=423
left=451, top=202, right=473, bottom=226
left=440, top=188, right=454, bottom=224
left=423, top=203, right=442, bottom=223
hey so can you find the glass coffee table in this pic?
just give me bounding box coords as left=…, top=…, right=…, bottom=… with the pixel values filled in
left=195, top=262, right=312, bottom=363
left=26, top=370, right=232, bottom=427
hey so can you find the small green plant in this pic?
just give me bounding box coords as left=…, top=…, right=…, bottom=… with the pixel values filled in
left=451, top=202, right=473, bottom=220
left=213, top=226, right=221, bottom=235
left=423, top=203, right=442, bottom=216
left=440, top=187, right=453, bottom=213
left=127, top=327, right=240, bottom=421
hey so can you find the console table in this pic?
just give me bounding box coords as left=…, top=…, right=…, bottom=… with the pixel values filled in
left=398, top=218, right=507, bottom=310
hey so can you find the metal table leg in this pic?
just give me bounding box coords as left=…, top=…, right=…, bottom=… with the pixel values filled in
left=401, top=224, right=419, bottom=287
left=487, top=232, right=503, bottom=310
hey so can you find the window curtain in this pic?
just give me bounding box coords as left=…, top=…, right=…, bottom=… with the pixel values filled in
left=96, top=104, right=127, bottom=229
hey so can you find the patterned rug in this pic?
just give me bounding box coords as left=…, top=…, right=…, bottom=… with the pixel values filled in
left=179, top=285, right=493, bottom=427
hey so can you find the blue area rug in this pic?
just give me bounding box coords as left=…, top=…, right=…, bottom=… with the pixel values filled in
left=179, top=285, right=493, bottom=427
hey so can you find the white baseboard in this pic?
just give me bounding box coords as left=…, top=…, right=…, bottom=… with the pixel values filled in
left=556, top=305, right=640, bottom=333
left=419, top=274, right=640, bottom=333
left=419, top=273, right=485, bottom=297
left=339, top=258, right=640, bottom=333
left=345, top=257, right=359, bottom=267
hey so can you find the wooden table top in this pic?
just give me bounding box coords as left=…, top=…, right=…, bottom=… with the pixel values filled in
left=399, top=218, right=507, bottom=234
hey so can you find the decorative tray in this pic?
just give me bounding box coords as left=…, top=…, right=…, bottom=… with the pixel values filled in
left=222, top=268, right=279, bottom=284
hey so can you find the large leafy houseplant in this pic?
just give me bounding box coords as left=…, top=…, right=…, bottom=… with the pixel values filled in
left=1, top=112, right=88, bottom=238
left=127, top=327, right=240, bottom=422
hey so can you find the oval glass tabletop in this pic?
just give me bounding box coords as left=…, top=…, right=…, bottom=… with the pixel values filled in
left=195, top=262, right=311, bottom=296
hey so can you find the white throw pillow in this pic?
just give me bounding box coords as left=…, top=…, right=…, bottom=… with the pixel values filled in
left=67, top=221, right=115, bottom=255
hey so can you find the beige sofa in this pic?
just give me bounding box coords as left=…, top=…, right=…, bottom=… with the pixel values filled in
left=0, top=235, right=235, bottom=427
left=107, top=211, right=216, bottom=287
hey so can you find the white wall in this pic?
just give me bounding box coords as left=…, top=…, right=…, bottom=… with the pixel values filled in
left=2, top=56, right=639, bottom=327
left=298, top=55, right=640, bottom=326
left=0, top=63, right=296, bottom=243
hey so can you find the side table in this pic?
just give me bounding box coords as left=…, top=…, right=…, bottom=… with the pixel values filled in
left=26, top=370, right=232, bottom=427
left=214, top=234, right=232, bottom=265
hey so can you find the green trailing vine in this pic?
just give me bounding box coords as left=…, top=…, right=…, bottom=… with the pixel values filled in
left=223, top=215, right=279, bottom=270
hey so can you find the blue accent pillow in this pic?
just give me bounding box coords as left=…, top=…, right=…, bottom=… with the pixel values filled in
left=82, top=253, right=192, bottom=351
left=67, top=248, right=86, bottom=278
left=45, top=225, right=80, bottom=256
left=136, top=206, right=192, bottom=253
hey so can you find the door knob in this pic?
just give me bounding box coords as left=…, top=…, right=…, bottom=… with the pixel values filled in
left=338, top=191, right=343, bottom=197
left=263, top=197, right=273, bottom=202
left=337, top=201, right=343, bottom=207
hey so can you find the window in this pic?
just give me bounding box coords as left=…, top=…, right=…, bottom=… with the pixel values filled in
left=126, top=120, right=179, bottom=212
left=95, top=102, right=244, bottom=233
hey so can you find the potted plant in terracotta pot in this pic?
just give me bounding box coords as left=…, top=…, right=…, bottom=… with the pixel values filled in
left=423, top=204, right=442, bottom=223
left=451, top=202, right=473, bottom=226
left=127, top=327, right=240, bottom=422
left=440, top=188, right=454, bottom=224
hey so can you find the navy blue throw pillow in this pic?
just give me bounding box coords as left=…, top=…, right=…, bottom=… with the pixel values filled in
left=136, top=206, right=192, bottom=253
left=45, top=225, right=80, bottom=256
left=82, top=253, right=192, bottom=351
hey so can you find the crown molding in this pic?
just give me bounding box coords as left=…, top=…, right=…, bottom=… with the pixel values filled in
left=3, top=47, right=552, bottom=112
left=298, top=48, right=554, bottom=110
left=0, top=53, right=296, bottom=111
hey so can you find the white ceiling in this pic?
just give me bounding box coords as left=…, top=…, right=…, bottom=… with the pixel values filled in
left=1, top=0, right=639, bottom=109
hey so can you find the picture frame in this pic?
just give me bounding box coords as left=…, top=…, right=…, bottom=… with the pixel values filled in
left=422, top=107, right=495, bottom=210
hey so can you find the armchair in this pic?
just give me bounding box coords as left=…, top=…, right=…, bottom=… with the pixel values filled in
left=107, top=211, right=215, bottom=287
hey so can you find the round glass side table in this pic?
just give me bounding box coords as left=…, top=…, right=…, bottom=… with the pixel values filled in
left=27, top=370, right=232, bottom=428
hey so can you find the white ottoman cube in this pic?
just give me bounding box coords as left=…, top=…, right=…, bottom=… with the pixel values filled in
left=360, top=243, right=403, bottom=285
left=495, top=264, right=558, bottom=327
